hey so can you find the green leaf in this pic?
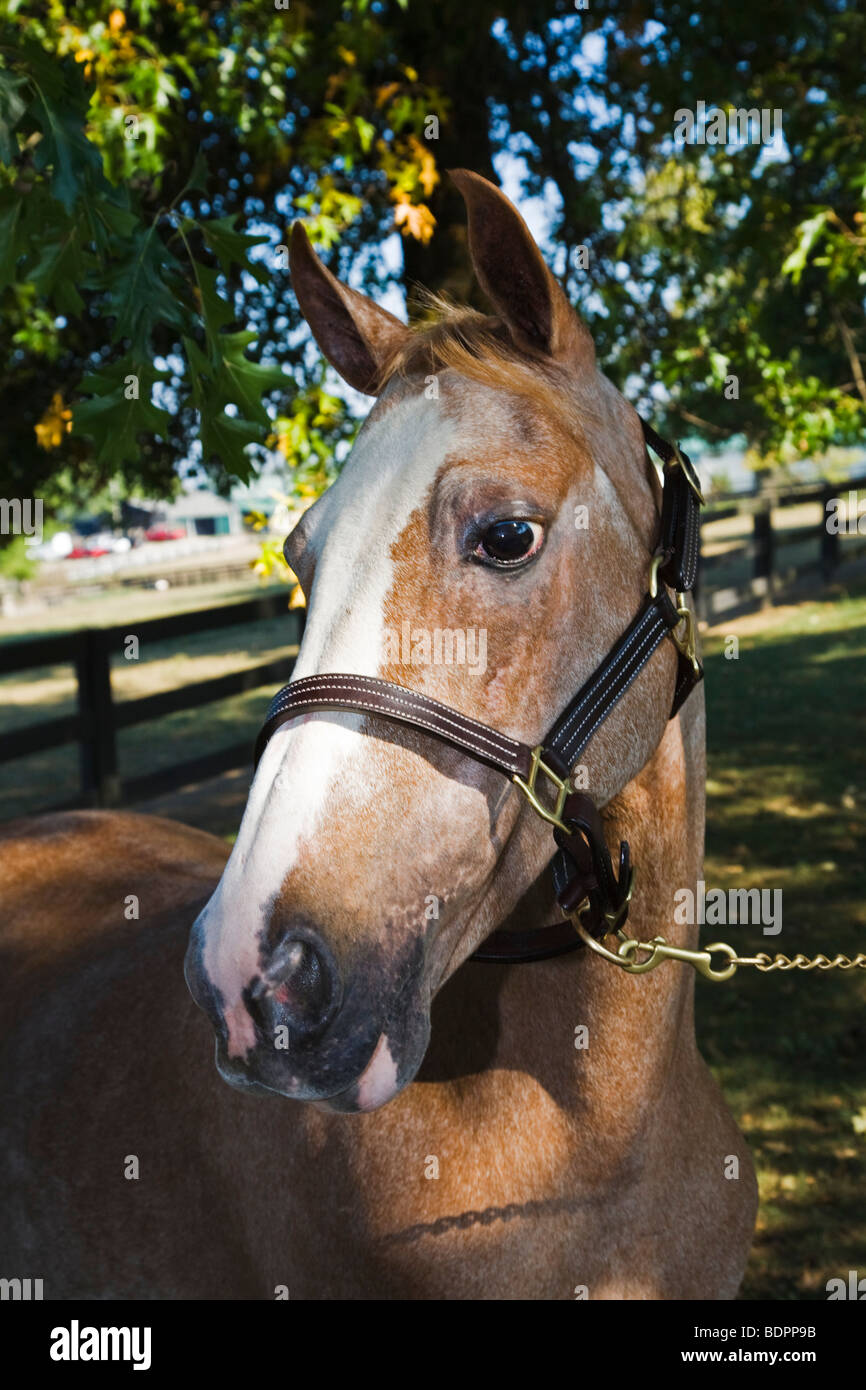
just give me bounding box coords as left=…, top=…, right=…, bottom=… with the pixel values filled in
left=194, top=260, right=236, bottom=341
left=781, top=211, right=830, bottom=285
left=27, top=54, right=107, bottom=211
left=198, top=409, right=261, bottom=481
left=182, top=334, right=214, bottom=383
left=216, top=330, right=286, bottom=426
left=199, top=213, right=269, bottom=265
left=72, top=364, right=172, bottom=466
left=195, top=214, right=271, bottom=286
left=89, top=196, right=140, bottom=254
left=0, top=69, right=28, bottom=164
left=183, top=329, right=281, bottom=478
left=0, top=187, right=24, bottom=287
left=104, top=223, right=189, bottom=353
left=25, top=214, right=87, bottom=315
left=184, top=148, right=210, bottom=196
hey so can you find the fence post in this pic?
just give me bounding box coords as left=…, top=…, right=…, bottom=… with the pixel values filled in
left=820, top=484, right=840, bottom=581
left=753, top=502, right=774, bottom=599
left=75, top=630, right=119, bottom=806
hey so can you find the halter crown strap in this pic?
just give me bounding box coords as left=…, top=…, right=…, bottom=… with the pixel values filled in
left=254, top=417, right=703, bottom=964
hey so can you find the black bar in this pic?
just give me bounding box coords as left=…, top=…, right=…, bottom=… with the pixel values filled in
left=0, top=631, right=81, bottom=675
left=112, top=655, right=298, bottom=729
left=752, top=505, right=774, bottom=581
left=121, top=741, right=254, bottom=802
left=0, top=712, right=82, bottom=762
left=820, top=483, right=840, bottom=581
left=0, top=591, right=301, bottom=676
left=75, top=631, right=119, bottom=807
left=101, top=592, right=300, bottom=649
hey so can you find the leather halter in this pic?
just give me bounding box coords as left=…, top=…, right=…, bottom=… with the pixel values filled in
left=254, top=419, right=704, bottom=964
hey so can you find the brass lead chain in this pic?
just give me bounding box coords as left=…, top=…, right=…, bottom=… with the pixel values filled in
left=571, top=912, right=866, bottom=984
left=744, top=951, right=866, bottom=973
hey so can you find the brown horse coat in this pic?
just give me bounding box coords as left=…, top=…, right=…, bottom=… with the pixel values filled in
left=0, top=172, right=756, bottom=1298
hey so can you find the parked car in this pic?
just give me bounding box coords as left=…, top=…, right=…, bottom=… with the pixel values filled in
left=26, top=530, right=74, bottom=561
left=144, top=525, right=187, bottom=542
left=65, top=534, right=133, bottom=559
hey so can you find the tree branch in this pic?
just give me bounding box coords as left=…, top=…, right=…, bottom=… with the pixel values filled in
left=670, top=406, right=736, bottom=438
left=831, top=306, right=866, bottom=404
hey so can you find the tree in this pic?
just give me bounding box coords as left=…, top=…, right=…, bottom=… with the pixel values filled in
left=0, top=0, right=447, bottom=505
left=1, top=0, right=863, bottom=516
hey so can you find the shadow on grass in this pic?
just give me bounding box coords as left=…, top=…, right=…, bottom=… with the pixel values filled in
left=699, top=605, right=866, bottom=1299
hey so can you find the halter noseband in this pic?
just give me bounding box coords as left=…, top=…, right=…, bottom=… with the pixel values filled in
left=254, top=419, right=704, bottom=964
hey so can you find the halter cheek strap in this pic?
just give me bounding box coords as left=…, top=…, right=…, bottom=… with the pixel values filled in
left=254, top=419, right=704, bottom=964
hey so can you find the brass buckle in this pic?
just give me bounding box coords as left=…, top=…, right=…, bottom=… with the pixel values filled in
left=650, top=554, right=701, bottom=678
left=673, top=594, right=701, bottom=677
left=669, top=442, right=705, bottom=505
left=512, top=745, right=575, bottom=835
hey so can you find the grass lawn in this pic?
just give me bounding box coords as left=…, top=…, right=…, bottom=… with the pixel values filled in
left=699, top=583, right=866, bottom=1299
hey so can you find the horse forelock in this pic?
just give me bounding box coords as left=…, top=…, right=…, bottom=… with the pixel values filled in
left=376, top=294, right=660, bottom=551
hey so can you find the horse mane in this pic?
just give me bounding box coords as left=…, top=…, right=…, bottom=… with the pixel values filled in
left=380, top=290, right=591, bottom=435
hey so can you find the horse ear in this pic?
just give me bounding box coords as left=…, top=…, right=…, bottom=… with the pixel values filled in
left=290, top=223, right=411, bottom=394
left=448, top=169, right=594, bottom=368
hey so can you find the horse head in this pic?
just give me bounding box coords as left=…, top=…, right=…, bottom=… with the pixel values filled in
left=185, top=170, right=678, bottom=1111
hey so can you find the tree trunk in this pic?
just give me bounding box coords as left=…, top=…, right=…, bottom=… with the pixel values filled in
left=397, top=11, right=499, bottom=310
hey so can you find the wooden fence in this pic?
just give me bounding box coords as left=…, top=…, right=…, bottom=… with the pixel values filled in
left=696, top=476, right=866, bottom=616
left=0, top=594, right=304, bottom=811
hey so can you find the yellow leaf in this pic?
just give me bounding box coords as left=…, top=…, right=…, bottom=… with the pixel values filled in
left=376, top=82, right=401, bottom=109
left=34, top=392, right=72, bottom=451
left=289, top=583, right=307, bottom=610
left=337, top=46, right=356, bottom=66
left=402, top=64, right=418, bottom=82
left=408, top=137, right=439, bottom=199
left=393, top=199, right=436, bottom=244
left=109, top=8, right=126, bottom=32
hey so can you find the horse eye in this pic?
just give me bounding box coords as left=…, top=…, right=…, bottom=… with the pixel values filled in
left=475, top=519, right=544, bottom=566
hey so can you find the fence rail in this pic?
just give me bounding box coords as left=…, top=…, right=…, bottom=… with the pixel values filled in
left=0, top=593, right=304, bottom=811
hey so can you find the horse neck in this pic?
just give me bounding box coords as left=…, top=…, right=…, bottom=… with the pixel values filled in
left=471, top=693, right=706, bottom=1153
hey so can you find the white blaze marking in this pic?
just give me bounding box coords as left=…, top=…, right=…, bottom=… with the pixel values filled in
left=198, top=393, right=458, bottom=1007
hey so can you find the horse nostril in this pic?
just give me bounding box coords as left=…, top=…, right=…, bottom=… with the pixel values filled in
left=250, top=931, right=340, bottom=1040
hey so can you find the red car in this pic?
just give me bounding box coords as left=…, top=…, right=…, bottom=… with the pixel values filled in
left=67, top=544, right=110, bottom=559
left=144, top=525, right=187, bottom=542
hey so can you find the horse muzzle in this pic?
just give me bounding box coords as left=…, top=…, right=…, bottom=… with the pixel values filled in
left=184, top=913, right=430, bottom=1111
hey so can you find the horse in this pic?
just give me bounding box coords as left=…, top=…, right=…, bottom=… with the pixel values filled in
left=0, top=170, right=757, bottom=1299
